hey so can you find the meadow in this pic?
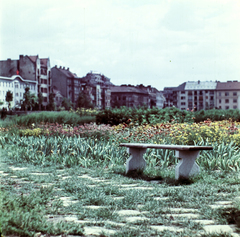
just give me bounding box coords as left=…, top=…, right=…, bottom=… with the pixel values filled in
left=0, top=108, right=240, bottom=236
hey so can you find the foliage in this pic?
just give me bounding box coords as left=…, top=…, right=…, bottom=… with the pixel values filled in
left=113, top=119, right=240, bottom=146
left=74, top=107, right=99, bottom=116
left=21, top=87, right=37, bottom=111
left=5, top=90, right=13, bottom=110
left=61, top=97, right=73, bottom=110
left=11, top=111, right=96, bottom=126
left=75, top=91, right=94, bottom=109
left=47, top=92, right=56, bottom=111
left=96, top=106, right=194, bottom=126
left=37, top=92, right=44, bottom=110
left=194, top=109, right=240, bottom=122
left=18, top=122, right=113, bottom=139
left=0, top=187, right=83, bottom=236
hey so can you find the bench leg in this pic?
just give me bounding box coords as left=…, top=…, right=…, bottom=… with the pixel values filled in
left=126, top=148, right=147, bottom=174
left=175, top=150, right=200, bottom=180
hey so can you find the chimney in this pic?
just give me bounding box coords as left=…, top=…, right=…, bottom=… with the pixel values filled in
left=67, top=67, right=69, bottom=71
left=55, top=65, right=57, bottom=68
left=63, top=67, right=65, bottom=70
left=60, top=66, right=62, bottom=69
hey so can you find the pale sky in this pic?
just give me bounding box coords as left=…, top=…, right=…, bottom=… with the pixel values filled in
left=1, top=0, right=240, bottom=90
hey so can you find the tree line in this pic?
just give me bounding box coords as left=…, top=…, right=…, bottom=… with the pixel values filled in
left=1, top=87, right=93, bottom=112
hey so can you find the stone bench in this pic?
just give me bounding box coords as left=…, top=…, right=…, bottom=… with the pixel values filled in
left=119, top=143, right=213, bottom=180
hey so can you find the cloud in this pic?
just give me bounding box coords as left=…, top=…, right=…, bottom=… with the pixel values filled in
left=0, top=0, right=240, bottom=90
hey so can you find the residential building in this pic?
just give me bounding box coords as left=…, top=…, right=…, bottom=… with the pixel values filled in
left=136, top=84, right=165, bottom=108
left=0, top=75, right=37, bottom=109
left=0, top=55, right=51, bottom=108
left=184, top=81, right=217, bottom=110
left=163, top=80, right=240, bottom=111
left=51, top=66, right=81, bottom=104
left=110, top=85, right=150, bottom=108
left=216, top=81, right=240, bottom=110
left=80, top=71, right=113, bottom=109
left=51, top=68, right=112, bottom=109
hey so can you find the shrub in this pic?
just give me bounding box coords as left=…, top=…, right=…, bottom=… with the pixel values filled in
left=12, top=111, right=96, bottom=126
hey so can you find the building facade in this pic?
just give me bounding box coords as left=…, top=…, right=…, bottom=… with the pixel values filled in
left=51, top=68, right=112, bottom=109
left=0, top=75, right=37, bottom=109
left=163, top=80, right=240, bottom=111
left=216, top=81, right=240, bottom=110
left=110, top=85, right=150, bottom=108
left=0, top=55, right=51, bottom=108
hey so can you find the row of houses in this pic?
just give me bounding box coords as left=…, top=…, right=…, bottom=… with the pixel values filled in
left=0, top=55, right=165, bottom=110
left=163, top=80, right=240, bottom=110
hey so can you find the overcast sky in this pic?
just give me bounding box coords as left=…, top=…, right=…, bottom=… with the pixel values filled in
left=1, top=0, right=240, bottom=90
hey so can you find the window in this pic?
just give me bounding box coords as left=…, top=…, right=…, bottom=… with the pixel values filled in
left=234, top=106, right=237, bottom=109
left=181, top=102, right=186, bottom=105
left=225, top=92, right=229, bottom=96
left=225, top=106, right=229, bottom=110
left=219, top=99, right=221, bottom=103
left=225, top=99, right=229, bottom=103
left=181, top=96, right=185, bottom=100
left=233, top=99, right=237, bottom=103
left=219, top=92, right=221, bottom=96
left=206, top=96, right=208, bottom=99
left=233, top=92, right=237, bottom=96
left=181, top=91, right=185, bottom=94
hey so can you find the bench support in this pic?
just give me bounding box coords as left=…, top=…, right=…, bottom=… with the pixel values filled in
left=126, top=147, right=147, bottom=174
left=175, top=150, right=200, bottom=180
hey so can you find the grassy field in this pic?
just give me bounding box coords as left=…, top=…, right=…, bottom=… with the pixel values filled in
left=0, top=114, right=240, bottom=236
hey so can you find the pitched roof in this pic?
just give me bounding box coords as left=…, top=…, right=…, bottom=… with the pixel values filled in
left=28, top=55, right=38, bottom=63
left=110, top=85, right=149, bottom=94
left=216, top=81, right=240, bottom=90
left=55, top=66, right=78, bottom=78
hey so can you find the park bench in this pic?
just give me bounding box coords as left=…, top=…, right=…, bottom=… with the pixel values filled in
left=119, top=143, right=213, bottom=180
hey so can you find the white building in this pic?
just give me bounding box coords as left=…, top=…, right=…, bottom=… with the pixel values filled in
left=0, top=75, right=37, bottom=109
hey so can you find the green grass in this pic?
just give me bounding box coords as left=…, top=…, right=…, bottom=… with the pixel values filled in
left=12, top=111, right=96, bottom=126
left=0, top=147, right=239, bottom=236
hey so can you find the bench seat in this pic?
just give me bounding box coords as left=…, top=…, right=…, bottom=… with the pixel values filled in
left=120, top=143, right=213, bottom=180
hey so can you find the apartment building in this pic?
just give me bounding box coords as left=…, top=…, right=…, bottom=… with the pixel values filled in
left=216, top=81, right=240, bottom=110
left=51, top=68, right=112, bottom=109
left=110, top=85, right=149, bottom=108
left=0, top=55, right=51, bottom=108
left=51, top=66, right=81, bottom=103
left=0, top=75, right=37, bottom=109
left=163, top=80, right=240, bottom=110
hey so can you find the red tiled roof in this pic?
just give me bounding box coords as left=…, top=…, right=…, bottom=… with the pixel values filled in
left=216, top=81, right=240, bottom=90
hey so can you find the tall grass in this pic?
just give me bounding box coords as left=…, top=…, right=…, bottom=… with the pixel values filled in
left=12, top=111, right=96, bottom=126
left=1, top=134, right=240, bottom=172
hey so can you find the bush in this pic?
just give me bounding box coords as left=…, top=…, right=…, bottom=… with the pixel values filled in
left=96, top=106, right=194, bottom=126
left=12, top=111, right=96, bottom=126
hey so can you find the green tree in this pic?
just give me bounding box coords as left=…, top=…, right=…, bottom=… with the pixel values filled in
left=47, top=92, right=56, bottom=111
left=76, top=91, right=93, bottom=109
left=21, top=87, right=37, bottom=111
left=61, top=97, right=73, bottom=110
left=5, top=90, right=13, bottom=110
left=38, top=92, right=43, bottom=110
